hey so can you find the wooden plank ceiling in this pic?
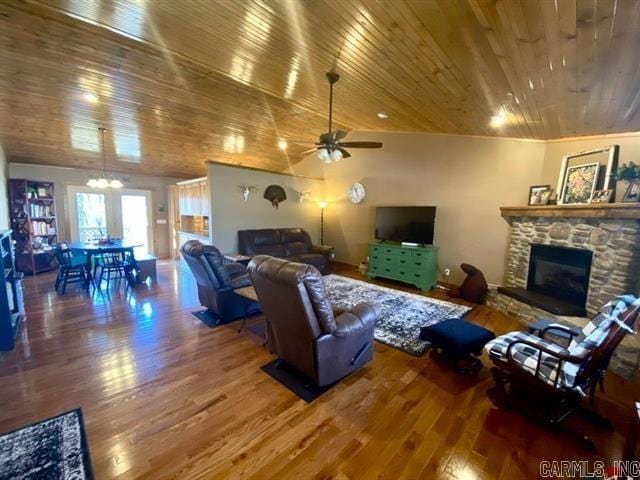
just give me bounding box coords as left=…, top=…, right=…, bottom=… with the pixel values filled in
left=1, top=0, right=640, bottom=178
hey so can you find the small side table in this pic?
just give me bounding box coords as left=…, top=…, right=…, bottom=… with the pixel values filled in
left=224, top=253, right=252, bottom=266
left=136, top=253, right=158, bottom=282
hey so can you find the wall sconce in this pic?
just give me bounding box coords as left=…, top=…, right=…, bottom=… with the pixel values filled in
left=239, top=185, right=257, bottom=202
left=295, top=190, right=311, bottom=203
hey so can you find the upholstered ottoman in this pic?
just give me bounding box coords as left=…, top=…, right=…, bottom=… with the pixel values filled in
left=420, top=319, right=496, bottom=373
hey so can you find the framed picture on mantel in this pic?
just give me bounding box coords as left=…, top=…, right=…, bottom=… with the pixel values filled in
left=559, top=163, right=600, bottom=205
left=556, top=145, right=619, bottom=204
left=528, top=185, right=552, bottom=205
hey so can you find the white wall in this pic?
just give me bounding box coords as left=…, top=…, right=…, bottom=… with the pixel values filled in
left=208, top=163, right=325, bottom=253
left=293, top=132, right=546, bottom=285
left=9, top=163, right=181, bottom=258
left=0, top=145, right=8, bottom=230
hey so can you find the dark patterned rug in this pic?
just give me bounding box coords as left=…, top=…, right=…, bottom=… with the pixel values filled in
left=0, top=408, right=93, bottom=480
left=324, top=275, right=472, bottom=356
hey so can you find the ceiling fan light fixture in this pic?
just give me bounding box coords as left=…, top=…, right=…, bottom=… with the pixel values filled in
left=277, top=139, right=288, bottom=150
left=86, top=178, right=98, bottom=188
left=109, top=179, right=123, bottom=189
left=317, top=148, right=331, bottom=163
left=377, top=112, right=389, bottom=119
left=330, top=149, right=343, bottom=162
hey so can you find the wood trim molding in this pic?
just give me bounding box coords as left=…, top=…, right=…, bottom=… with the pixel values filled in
left=500, top=203, right=640, bottom=219
left=176, top=177, right=207, bottom=185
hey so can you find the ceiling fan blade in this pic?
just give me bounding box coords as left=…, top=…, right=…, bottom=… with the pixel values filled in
left=318, top=132, right=332, bottom=144
left=334, top=130, right=348, bottom=141
left=339, top=141, right=383, bottom=148
left=337, top=147, right=351, bottom=159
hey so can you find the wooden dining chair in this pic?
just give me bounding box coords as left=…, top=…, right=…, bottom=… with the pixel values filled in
left=95, top=250, right=136, bottom=289
left=54, top=244, right=89, bottom=294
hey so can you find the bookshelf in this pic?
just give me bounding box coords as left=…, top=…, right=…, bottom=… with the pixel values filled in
left=9, top=179, right=58, bottom=274
left=0, top=230, right=25, bottom=351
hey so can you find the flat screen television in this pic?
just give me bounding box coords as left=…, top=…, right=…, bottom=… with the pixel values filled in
left=375, top=206, right=436, bottom=244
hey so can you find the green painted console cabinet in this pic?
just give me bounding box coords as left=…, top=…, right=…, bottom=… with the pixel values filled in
left=367, top=242, right=438, bottom=291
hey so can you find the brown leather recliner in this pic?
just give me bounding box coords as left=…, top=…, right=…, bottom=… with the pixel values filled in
left=238, top=228, right=333, bottom=273
left=249, top=255, right=378, bottom=386
left=181, top=240, right=261, bottom=322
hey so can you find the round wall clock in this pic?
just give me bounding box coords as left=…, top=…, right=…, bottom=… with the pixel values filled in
left=347, top=182, right=367, bottom=204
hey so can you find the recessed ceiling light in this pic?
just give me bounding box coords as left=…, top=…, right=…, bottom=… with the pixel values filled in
left=490, top=115, right=505, bottom=128
left=278, top=140, right=288, bottom=150
left=82, top=91, right=99, bottom=103
left=490, top=109, right=507, bottom=129
left=377, top=112, right=389, bottom=119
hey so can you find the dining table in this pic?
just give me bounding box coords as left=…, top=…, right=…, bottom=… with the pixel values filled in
left=68, top=240, right=142, bottom=285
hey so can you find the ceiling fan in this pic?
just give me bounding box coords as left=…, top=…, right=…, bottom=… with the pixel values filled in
left=295, top=72, right=383, bottom=163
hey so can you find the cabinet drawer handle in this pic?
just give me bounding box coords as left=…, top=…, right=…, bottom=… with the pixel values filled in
left=414, top=262, right=422, bottom=267
left=399, top=259, right=407, bottom=264
left=414, top=273, right=422, bottom=278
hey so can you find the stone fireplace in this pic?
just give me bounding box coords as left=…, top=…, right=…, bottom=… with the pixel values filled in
left=488, top=203, right=640, bottom=377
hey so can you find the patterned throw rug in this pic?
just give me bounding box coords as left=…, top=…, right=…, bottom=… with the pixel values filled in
left=0, top=408, right=93, bottom=480
left=324, top=274, right=472, bottom=356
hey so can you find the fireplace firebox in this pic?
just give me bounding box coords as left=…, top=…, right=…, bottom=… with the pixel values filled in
left=527, top=244, right=592, bottom=310
left=497, top=244, right=593, bottom=317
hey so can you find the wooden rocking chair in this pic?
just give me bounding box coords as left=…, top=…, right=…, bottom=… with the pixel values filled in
left=485, top=295, right=640, bottom=450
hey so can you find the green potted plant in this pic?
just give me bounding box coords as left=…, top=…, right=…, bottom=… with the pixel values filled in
left=615, top=162, right=640, bottom=202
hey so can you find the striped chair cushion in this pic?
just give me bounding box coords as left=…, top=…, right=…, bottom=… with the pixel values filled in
left=486, top=332, right=582, bottom=390
left=569, top=295, right=639, bottom=357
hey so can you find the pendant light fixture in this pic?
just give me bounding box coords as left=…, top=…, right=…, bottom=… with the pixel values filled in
left=87, top=127, right=124, bottom=189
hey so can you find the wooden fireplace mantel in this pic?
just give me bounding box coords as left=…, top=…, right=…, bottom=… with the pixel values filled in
left=500, top=203, right=640, bottom=219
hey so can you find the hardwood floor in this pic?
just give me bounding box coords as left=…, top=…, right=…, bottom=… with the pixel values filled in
left=1, top=260, right=638, bottom=479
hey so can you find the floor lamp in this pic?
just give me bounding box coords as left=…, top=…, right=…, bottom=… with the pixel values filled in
left=317, top=201, right=328, bottom=245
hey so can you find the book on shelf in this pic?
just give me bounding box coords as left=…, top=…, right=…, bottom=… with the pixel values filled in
left=30, top=221, right=56, bottom=236
left=28, top=203, right=53, bottom=217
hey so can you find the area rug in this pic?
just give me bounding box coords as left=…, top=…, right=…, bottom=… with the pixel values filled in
left=0, top=408, right=94, bottom=479
left=323, top=274, right=472, bottom=356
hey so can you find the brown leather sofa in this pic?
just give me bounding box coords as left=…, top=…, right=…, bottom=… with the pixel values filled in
left=238, top=228, right=333, bottom=273
left=248, top=255, right=378, bottom=387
